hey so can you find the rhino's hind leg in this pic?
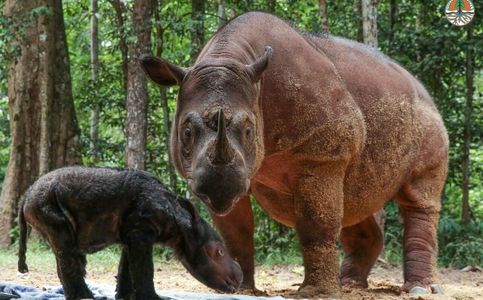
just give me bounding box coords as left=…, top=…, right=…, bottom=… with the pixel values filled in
left=396, top=159, right=446, bottom=294
left=45, top=225, right=92, bottom=299
left=37, top=207, right=93, bottom=299
left=340, top=214, right=383, bottom=288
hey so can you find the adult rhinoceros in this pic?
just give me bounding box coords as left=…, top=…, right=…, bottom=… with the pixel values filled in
left=140, top=12, right=448, bottom=296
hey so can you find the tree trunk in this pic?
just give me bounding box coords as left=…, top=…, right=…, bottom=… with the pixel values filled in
left=355, top=1, right=363, bottom=43
left=389, top=0, right=397, bottom=46
left=108, top=0, right=128, bottom=95
left=217, top=0, right=226, bottom=28
left=415, top=5, right=422, bottom=63
left=0, top=0, right=82, bottom=246
left=319, top=0, right=329, bottom=34
left=90, top=0, right=100, bottom=164
left=125, top=0, right=153, bottom=170
left=154, top=0, right=177, bottom=192
left=267, top=0, right=276, bottom=13
left=191, top=0, right=205, bottom=60
left=361, top=0, right=379, bottom=48
left=461, top=25, right=473, bottom=226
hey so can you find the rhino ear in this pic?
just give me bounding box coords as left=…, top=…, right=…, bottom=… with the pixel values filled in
left=139, top=55, right=187, bottom=86
left=246, top=46, right=273, bottom=83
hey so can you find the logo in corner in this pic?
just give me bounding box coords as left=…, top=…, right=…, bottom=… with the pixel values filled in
left=445, top=0, right=475, bottom=26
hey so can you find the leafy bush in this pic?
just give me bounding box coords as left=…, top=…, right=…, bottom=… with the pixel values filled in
left=438, top=218, right=482, bottom=268
left=252, top=198, right=302, bottom=265
left=383, top=201, right=404, bottom=263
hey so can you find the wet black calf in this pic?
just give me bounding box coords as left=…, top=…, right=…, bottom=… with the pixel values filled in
left=18, top=167, right=243, bottom=300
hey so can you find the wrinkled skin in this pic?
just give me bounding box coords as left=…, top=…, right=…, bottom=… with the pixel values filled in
left=141, top=12, right=448, bottom=296
left=18, top=167, right=242, bottom=300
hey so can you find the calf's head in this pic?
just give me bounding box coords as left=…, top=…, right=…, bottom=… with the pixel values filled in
left=140, top=47, right=272, bottom=215
left=172, top=198, right=243, bottom=292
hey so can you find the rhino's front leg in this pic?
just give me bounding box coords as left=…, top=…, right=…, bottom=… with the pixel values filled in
left=125, top=241, right=160, bottom=300
left=211, top=194, right=256, bottom=290
left=295, top=165, right=344, bottom=296
left=115, top=247, right=133, bottom=299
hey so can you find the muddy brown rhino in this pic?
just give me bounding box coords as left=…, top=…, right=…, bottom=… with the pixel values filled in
left=17, top=167, right=243, bottom=300
left=140, top=12, right=448, bottom=296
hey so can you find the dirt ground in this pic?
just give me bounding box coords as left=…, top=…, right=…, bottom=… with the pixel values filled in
left=2, top=261, right=482, bottom=299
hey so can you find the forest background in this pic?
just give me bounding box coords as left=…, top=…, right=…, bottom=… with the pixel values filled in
left=0, top=0, right=481, bottom=269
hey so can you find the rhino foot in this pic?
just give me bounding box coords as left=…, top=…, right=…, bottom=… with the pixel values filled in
left=430, top=284, right=444, bottom=294
left=340, top=276, right=368, bottom=289
left=407, top=284, right=444, bottom=295
left=298, top=284, right=340, bottom=298
left=236, top=286, right=268, bottom=296
left=409, top=286, right=429, bottom=294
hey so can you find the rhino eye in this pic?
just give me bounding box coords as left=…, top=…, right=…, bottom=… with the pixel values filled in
left=245, top=127, right=252, bottom=137
left=217, top=248, right=224, bottom=257
left=184, top=127, right=192, bottom=138
left=181, top=124, right=194, bottom=151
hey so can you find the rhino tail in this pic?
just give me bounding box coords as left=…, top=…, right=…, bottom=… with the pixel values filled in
left=18, top=195, right=29, bottom=273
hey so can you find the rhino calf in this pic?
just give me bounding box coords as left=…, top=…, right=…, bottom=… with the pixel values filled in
left=17, top=166, right=242, bottom=300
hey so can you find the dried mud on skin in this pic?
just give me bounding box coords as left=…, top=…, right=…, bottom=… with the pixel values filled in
left=2, top=262, right=482, bottom=299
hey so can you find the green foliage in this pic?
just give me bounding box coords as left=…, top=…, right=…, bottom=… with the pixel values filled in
left=383, top=201, right=404, bottom=263
left=0, top=2, right=8, bottom=185
left=438, top=218, right=482, bottom=267
left=251, top=198, right=302, bottom=265
left=29, top=6, right=53, bottom=19
left=0, top=96, right=9, bottom=184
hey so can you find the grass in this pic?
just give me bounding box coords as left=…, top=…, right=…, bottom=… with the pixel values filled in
left=0, top=240, right=177, bottom=274
left=0, top=238, right=303, bottom=271
left=255, top=246, right=303, bottom=266
left=0, top=241, right=57, bottom=270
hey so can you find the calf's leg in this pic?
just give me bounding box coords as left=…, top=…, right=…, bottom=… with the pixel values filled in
left=116, top=247, right=133, bottom=299
left=340, top=214, right=383, bottom=288
left=126, top=242, right=160, bottom=300
left=36, top=209, right=92, bottom=300
left=54, top=251, right=92, bottom=300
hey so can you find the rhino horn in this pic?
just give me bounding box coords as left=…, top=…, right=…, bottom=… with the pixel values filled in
left=211, top=109, right=235, bottom=164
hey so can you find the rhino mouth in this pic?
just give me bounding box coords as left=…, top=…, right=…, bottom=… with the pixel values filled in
left=195, top=192, right=241, bottom=216
left=188, top=174, right=248, bottom=216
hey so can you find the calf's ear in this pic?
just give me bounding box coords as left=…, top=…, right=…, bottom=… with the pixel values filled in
left=139, top=55, right=187, bottom=86
left=178, top=198, right=200, bottom=223
left=246, top=46, right=273, bottom=83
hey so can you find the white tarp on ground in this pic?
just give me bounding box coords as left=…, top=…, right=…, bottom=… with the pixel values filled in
left=0, top=282, right=285, bottom=300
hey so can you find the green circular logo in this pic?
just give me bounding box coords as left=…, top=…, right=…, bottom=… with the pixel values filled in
left=446, top=0, right=475, bottom=26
